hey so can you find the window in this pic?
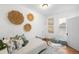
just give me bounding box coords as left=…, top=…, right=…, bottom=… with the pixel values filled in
left=59, top=17, right=67, bottom=35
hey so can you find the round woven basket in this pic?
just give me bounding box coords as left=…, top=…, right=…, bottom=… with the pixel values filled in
left=27, top=13, right=34, bottom=21
left=24, top=24, right=32, bottom=32
left=8, top=10, right=24, bottom=25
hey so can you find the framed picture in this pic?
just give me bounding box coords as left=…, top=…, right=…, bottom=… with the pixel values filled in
left=48, top=17, right=54, bottom=33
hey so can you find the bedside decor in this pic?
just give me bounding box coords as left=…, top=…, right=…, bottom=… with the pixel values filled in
left=24, top=24, right=31, bottom=32
left=27, top=13, right=34, bottom=21
left=8, top=10, right=24, bottom=25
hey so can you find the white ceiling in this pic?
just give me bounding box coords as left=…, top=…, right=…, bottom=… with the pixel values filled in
left=24, top=4, right=79, bottom=17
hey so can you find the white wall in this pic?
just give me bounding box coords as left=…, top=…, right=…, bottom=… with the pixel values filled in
left=49, top=6, right=79, bottom=41
left=0, top=4, right=47, bottom=40
left=67, top=16, right=79, bottom=51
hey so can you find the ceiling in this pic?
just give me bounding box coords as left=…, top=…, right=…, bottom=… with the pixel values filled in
left=24, top=4, right=79, bottom=17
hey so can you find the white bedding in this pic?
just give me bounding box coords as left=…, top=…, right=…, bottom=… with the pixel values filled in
left=13, top=38, right=47, bottom=54
left=13, top=39, right=65, bottom=54
left=0, top=38, right=65, bottom=54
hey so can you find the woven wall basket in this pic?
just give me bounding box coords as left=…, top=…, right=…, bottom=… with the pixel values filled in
left=24, top=24, right=32, bottom=32
left=8, top=10, right=24, bottom=25
left=27, top=13, right=34, bottom=21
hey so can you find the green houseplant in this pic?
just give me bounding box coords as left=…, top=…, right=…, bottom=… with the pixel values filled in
left=0, top=40, right=7, bottom=50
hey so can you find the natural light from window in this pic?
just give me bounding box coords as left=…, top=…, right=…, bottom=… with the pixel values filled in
left=59, top=17, right=66, bottom=24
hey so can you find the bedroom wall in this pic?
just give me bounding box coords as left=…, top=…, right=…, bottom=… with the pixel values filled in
left=67, top=16, right=79, bottom=51
left=51, top=6, right=79, bottom=41
left=0, top=4, right=47, bottom=40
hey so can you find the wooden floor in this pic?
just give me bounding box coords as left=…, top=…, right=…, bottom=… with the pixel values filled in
left=59, top=46, right=79, bottom=54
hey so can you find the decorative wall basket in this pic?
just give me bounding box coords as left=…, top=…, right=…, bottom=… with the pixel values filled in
left=24, top=24, right=32, bottom=32
left=27, top=13, right=34, bottom=21
left=8, top=10, right=24, bottom=25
